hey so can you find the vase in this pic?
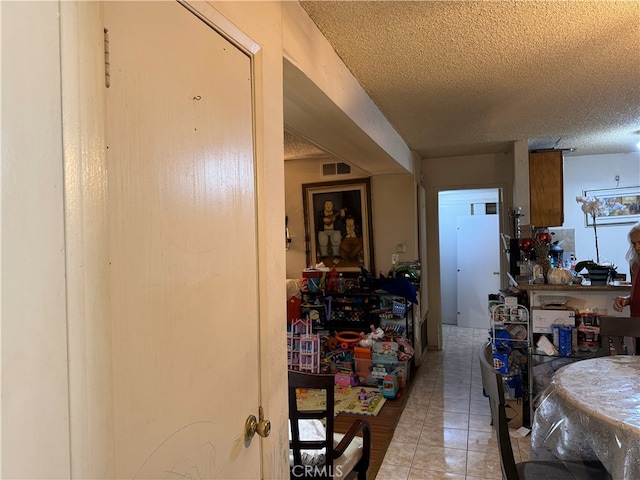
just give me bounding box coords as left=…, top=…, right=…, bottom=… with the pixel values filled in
left=587, top=266, right=612, bottom=285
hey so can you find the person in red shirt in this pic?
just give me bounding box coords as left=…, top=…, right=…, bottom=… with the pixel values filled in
left=613, top=222, right=640, bottom=316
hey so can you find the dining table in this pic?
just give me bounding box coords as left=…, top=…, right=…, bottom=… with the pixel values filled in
left=530, top=355, right=640, bottom=480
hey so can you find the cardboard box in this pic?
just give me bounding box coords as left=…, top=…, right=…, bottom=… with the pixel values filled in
left=505, top=398, right=523, bottom=429
left=503, top=296, right=518, bottom=307
left=531, top=308, right=575, bottom=334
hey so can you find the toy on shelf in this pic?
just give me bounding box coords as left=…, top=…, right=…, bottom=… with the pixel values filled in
left=382, top=371, right=399, bottom=399
left=334, top=330, right=362, bottom=349
left=287, top=318, right=320, bottom=373
left=395, top=336, right=415, bottom=361
left=358, top=324, right=384, bottom=347
left=335, top=371, right=358, bottom=387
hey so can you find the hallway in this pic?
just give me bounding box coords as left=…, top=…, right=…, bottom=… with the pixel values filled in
left=377, top=324, right=531, bottom=479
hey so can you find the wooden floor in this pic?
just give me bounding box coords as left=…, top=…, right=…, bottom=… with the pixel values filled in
left=334, top=376, right=415, bottom=479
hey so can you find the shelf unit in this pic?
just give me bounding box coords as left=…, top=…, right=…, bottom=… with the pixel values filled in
left=300, top=290, right=413, bottom=346
left=489, top=303, right=533, bottom=428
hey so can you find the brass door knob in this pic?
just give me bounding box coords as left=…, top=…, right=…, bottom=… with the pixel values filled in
left=245, top=406, right=271, bottom=440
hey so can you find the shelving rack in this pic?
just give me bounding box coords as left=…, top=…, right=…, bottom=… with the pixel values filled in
left=489, top=303, right=533, bottom=428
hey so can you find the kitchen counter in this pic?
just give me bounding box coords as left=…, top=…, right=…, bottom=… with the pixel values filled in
left=516, top=282, right=630, bottom=313
left=517, top=282, right=630, bottom=292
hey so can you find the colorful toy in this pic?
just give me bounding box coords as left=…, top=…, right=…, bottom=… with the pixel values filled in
left=335, top=330, right=362, bottom=348
left=358, top=324, right=384, bottom=347
left=395, top=336, right=415, bottom=361
left=287, top=318, right=320, bottom=373
left=335, top=372, right=358, bottom=387
left=382, top=372, right=399, bottom=399
left=358, top=388, right=368, bottom=401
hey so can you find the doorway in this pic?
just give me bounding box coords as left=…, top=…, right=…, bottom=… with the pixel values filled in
left=438, top=189, right=501, bottom=328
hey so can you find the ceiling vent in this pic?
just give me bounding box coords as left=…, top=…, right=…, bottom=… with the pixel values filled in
left=322, top=162, right=351, bottom=176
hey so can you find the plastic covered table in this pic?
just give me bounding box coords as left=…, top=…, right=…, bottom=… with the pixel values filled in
left=531, top=356, right=640, bottom=480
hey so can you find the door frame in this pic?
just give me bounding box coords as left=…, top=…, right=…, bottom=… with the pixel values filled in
left=429, top=184, right=509, bottom=347
left=438, top=188, right=502, bottom=327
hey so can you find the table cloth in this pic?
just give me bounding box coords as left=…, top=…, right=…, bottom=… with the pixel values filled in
left=531, top=356, right=640, bottom=480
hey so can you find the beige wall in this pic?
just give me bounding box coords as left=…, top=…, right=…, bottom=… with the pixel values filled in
left=422, top=152, right=515, bottom=349
left=371, top=175, right=419, bottom=275
left=284, top=159, right=417, bottom=281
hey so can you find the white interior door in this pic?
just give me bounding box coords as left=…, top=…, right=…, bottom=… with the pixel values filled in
left=105, top=2, right=262, bottom=478
left=456, top=215, right=500, bottom=329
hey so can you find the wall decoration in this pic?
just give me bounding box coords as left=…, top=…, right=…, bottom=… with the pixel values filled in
left=302, top=178, right=374, bottom=273
left=583, top=187, right=640, bottom=226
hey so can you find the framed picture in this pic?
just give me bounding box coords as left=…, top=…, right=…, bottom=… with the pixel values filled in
left=583, top=186, right=640, bottom=226
left=302, top=178, right=374, bottom=273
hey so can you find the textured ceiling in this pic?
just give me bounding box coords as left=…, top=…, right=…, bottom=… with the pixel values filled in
left=286, top=0, right=640, bottom=160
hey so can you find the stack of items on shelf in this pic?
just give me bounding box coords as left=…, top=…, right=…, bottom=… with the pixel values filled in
left=287, top=266, right=417, bottom=397
left=531, top=303, right=577, bottom=357
left=531, top=296, right=605, bottom=357
left=322, top=325, right=414, bottom=399
left=488, top=297, right=530, bottom=428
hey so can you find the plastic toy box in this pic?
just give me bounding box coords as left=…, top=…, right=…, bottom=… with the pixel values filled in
left=355, top=358, right=410, bottom=388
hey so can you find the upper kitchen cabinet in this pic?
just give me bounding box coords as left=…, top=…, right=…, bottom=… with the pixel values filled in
left=529, top=151, right=564, bottom=227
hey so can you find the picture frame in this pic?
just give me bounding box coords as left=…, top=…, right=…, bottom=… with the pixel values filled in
left=302, top=178, right=374, bottom=273
left=583, top=186, right=640, bottom=226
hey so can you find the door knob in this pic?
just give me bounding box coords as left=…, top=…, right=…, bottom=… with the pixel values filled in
left=245, top=406, right=271, bottom=440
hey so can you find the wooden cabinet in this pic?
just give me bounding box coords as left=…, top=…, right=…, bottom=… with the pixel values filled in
left=529, top=151, right=564, bottom=227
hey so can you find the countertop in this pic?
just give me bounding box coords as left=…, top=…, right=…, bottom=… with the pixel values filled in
left=517, top=282, right=631, bottom=292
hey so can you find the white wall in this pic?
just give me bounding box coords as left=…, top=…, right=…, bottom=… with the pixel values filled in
left=563, top=152, right=640, bottom=279
left=1, top=3, right=72, bottom=477
left=439, top=189, right=500, bottom=324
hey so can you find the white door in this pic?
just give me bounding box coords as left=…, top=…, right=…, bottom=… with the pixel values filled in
left=456, top=215, right=500, bottom=329
left=105, top=2, right=262, bottom=478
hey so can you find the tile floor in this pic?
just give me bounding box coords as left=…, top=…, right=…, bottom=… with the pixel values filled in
left=377, top=324, right=531, bottom=479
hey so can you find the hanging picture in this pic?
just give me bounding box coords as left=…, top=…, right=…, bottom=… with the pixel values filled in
left=302, top=178, right=374, bottom=273
left=583, top=186, right=640, bottom=226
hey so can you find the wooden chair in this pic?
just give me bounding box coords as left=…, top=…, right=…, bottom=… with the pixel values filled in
left=598, top=316, right=640, bottom=355
left=479, top=343, right=609, bottom=480
left=288, top=370, right=371, bottom=479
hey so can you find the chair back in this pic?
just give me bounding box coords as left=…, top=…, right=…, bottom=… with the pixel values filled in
left=479, top=342, right=520, bottom=480
left=598, top=316, right=640, bottom=355
left=288, top=370, right=371, bottom=480
left=288, top=371, right=336, bottom=470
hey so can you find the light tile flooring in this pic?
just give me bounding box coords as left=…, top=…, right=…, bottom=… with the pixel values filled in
left=377, top=324, right=531, bottom=480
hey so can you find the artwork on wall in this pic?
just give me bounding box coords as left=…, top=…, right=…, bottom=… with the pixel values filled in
left=302, top=178, right=374, bottom=273
left=583, top=186, right=640, bottom=226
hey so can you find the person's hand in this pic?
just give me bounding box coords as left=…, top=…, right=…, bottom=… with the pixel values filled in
left=613, top=296, right=629, bottom=312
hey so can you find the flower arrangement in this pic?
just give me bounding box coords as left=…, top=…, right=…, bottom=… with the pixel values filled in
left=576, top=195, right=605, bottom=264
left=576, top=196, right=605, bottom=272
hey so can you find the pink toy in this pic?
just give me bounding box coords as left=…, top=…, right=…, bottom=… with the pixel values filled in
left=335, top=372, right=358, bottom=387
left=395, top=336, right=414, bottom=361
